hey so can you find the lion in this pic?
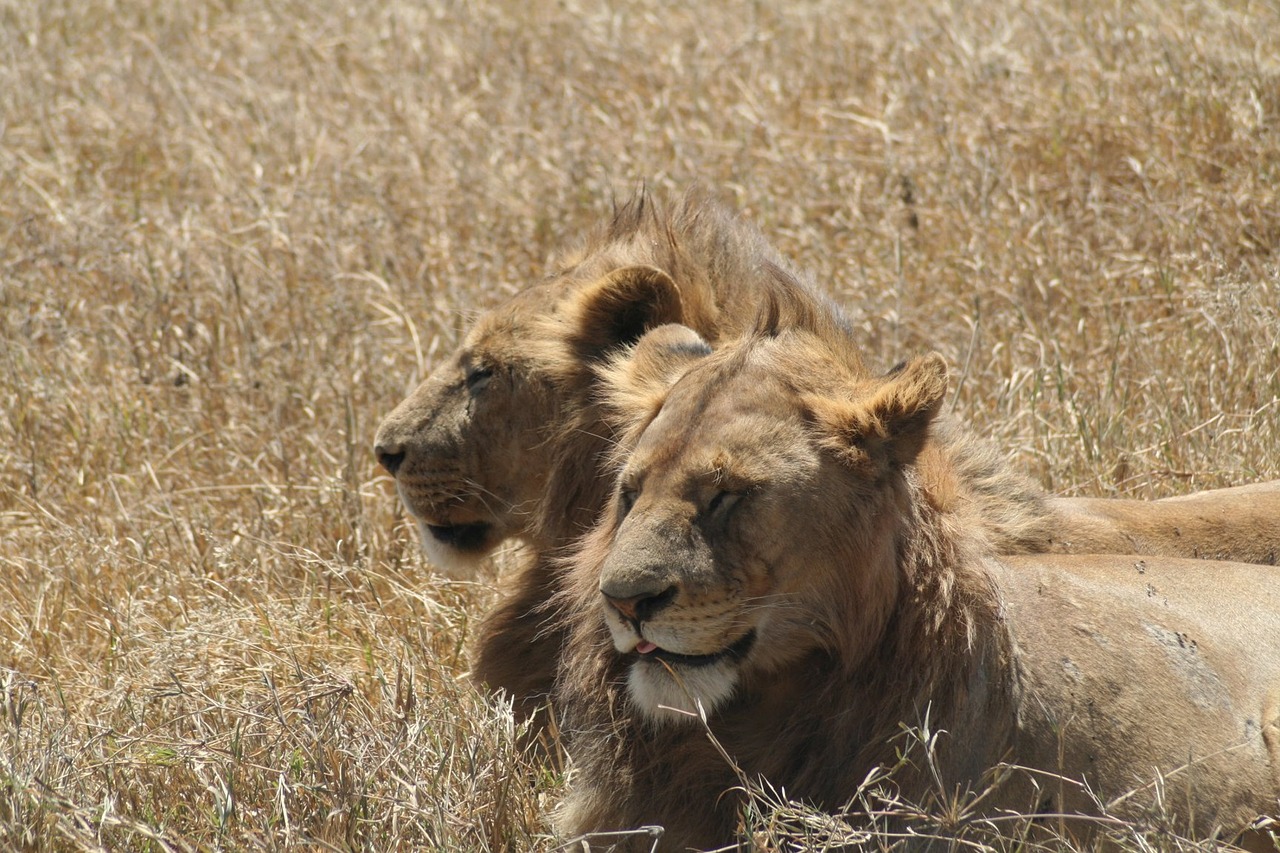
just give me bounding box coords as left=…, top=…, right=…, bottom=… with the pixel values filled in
left=553, top=298, right=1280, bottom=851
left=372, top=190, right=1280, bottom=724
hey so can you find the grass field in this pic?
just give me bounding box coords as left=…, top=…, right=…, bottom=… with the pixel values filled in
left=2, top=0, right=1278, bottom=849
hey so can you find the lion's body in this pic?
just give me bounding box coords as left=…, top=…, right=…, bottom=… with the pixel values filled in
left=374, top=191, right=1280, bottom=726
left=1047, top=481, right=1280, bottom=565
left=998, top=554, right=1280, bottom=837
left=555, top=309, right=1280, bottom=850
left=558, top=555, right=1280, bottom=850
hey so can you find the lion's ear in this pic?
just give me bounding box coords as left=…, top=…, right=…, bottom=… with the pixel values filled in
left=598, top=323, right=711, bottom=424
left=810, top=353, right=949, bottom=467
left=568, top=265, right=685, bottom=362
left=619, top=324, right=711, bottom=385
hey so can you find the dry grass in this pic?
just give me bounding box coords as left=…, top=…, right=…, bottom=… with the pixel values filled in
left=1, top=0, right=1277, bottom=849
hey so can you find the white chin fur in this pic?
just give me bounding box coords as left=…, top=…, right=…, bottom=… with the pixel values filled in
left=627, top=659, right=740, bottom=724
left=414, top=520, right=488, bottom=578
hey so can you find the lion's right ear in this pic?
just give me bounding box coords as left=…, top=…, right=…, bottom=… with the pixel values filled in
left=809, top=353, right=949, bottom=468
left=567, top=265, right=685, bottom=362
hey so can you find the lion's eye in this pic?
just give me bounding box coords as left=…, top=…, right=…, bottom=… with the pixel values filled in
left=618, top=487, right=639, bottom=519
left=465, top=365, right=494, bottom=393
left=706, top=491, right=742, bottom=517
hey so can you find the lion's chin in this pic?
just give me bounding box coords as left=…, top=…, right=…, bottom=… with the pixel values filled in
left=621, top=631, right=754, bottom=724
left=626, top=658, right=741, bottom=723
left=414, top=519, right=498, bottom=577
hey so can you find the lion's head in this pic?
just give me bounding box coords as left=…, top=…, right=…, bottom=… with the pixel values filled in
left=552, top=307, right=997, bottom=847
left=373, top=263, right=689, bottom=574
left=576, top=307, right=955, bottom=724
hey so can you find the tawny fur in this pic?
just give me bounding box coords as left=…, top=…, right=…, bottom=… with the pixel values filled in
left=554, top=300, right=1280, bottom=851
left=376, top=191, right=845, bottom=719
left=373, top=190, right=1280, bottom=728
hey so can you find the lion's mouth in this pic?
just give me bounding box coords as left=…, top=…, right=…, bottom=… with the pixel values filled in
left=634, top=630, right=756, bottom=669
left=425, top=522, right=493, bottom=552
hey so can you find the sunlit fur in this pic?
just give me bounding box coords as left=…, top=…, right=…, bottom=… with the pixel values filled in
left=553, top=293, right=1280, bottom=851
left=374, top=190, right=1280, bottom=731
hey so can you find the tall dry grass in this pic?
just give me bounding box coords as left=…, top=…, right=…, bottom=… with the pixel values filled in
left=1, top=0, right=1277, bottom=849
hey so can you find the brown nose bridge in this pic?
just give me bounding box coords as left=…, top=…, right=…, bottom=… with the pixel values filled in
left=599, top=515, right=686, bottom=623
left=599, top=559, right=675, bottom=605
left=372, top=372, right=454, bottom=475
left=373, top=414, right=414, bottom=475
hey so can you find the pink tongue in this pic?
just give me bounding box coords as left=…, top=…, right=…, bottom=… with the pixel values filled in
left=635, top=640, right=658, bottom=655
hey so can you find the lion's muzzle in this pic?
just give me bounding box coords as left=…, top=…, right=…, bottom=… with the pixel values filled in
left=374, top=442, right=406, bottom=476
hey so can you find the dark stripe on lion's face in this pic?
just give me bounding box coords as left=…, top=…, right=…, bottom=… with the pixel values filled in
left=636, top=629, right=757, bottom=669
left=426, top=522, right=494, bottom=552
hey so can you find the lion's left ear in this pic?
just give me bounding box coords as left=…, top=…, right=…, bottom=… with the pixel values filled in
left=567, top=265, right=685, bottom=362
left=810, top=353, right=949, bottom=467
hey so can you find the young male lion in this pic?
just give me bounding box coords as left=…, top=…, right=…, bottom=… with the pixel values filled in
left=373, top=190, right=1280, bottom=724
left=554, top=296, right=1280, bottom=851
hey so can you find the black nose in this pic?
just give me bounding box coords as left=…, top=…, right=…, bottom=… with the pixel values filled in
left=603, top=585, right=677, bottom=624
left=375, top=444, right=405, bottom=475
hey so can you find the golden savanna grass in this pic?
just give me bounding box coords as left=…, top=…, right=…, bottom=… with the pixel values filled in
left=2, top=0, right=1277, bottom=849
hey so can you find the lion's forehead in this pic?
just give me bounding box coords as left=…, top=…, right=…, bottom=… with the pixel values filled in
left=466, top=315, right=531, bottom=359
left=631, top=375, right=817, bottom=489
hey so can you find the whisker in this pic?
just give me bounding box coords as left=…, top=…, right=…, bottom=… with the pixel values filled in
left=457, top=477, right=515, bottom=515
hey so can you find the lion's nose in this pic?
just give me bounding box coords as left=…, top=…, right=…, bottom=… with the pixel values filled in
left=374, top=442, right=406, bottom=475
left=602, top=585, right=677, bottom=624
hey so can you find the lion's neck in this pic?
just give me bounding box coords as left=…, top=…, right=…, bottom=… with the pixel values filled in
left=526, top=395, right=619, bottom=552
left=862, top=469, right=1019, bottom=782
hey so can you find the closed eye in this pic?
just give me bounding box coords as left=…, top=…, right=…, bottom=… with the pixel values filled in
left=706, top=490, right=742, bottom=518
left=618, top=487, right=639, bottom=519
